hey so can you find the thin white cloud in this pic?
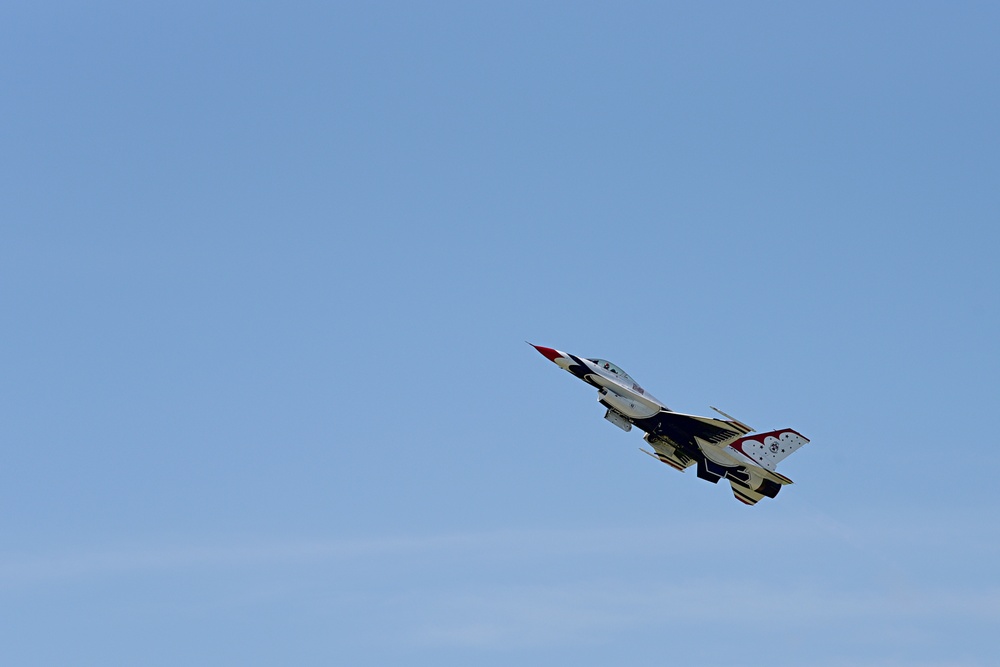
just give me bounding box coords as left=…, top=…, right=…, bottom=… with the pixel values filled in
left=0, top=522, right=776, bottom=585
left=1, top=511, right=993, bottom=590
left=404, top=580, right=1000, bottom=650
left=2, top=516, right=997, bottom=664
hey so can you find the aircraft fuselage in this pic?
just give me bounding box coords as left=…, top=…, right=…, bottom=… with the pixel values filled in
left=530, top=343, right=810, bottom=505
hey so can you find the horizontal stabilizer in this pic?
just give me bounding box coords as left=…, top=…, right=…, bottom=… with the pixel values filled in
left=758, top=467, right=794, bottom=486
left=730, top=479, right=769, bottom=505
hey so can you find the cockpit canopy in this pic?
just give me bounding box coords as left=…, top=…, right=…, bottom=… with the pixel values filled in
left=587, top=358, right=635, bottom=384
left=585, top=357, right=660, bottom=404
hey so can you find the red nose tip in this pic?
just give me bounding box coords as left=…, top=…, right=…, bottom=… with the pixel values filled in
left=531, top=344, right=563, bottom=362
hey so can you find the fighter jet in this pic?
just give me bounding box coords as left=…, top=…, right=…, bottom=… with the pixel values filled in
left=530, top=344, right=810, bottom=505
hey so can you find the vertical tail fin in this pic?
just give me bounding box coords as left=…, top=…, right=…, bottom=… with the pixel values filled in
left=729, top=429, right=809, bottom=471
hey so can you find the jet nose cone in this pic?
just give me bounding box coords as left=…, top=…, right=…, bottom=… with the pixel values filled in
left=530, top=343, right=564, bottom=363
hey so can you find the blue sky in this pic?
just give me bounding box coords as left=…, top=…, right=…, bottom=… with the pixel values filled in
left=2, top=2, right=999, bottom=665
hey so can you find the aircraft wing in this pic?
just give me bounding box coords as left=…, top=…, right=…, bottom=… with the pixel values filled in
left=636, top=410, right=747, bottom=448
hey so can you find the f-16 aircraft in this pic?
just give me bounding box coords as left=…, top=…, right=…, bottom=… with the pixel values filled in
left=530, top=344, right=809, bottom=505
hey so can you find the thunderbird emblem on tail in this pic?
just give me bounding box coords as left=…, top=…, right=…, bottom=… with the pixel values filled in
left=530, top=344, right=810, bottom=505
